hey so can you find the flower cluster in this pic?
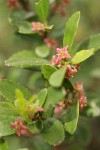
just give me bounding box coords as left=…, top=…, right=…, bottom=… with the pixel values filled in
left=54, top=82, right=87, bottom=116
left=44, top=37, right=58, bottom=49
left=54, top=98, right=74, bottom=116
left=32, top=22, right=45, bottom=32
left=66, top=64, right=80, bottom=79
left=54, top=101, right=65, bottom=116
left=28, top=105, right=44, bottom=120
left=50, top=46, right=71, bottom=65
left=51, top=0, right=70, bottom=16
left=50, top=46, right=79, bottom=79
left=10, top=89, right=44, bottom=137
left=73, top=82, right=87, bottom=110
left=11, top=117, right=30, bottom=137
left=8, top=0, right=18, bottom=8
left=11, top=105, right=43, bottom=137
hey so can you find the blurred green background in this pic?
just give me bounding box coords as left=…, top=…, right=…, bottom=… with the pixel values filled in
left=0, top=0, right=100, bottom=150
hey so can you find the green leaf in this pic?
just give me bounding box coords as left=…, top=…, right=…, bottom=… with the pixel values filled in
left=41, top=119, right=65, bottom=145
left=63, top=78, right=74, bottom=92
left=28, top=72, right=45, bottom=91
left=0, top=139, right=8, bottom=150
left=18, top=21, right=33, bottom=34
left=64, top=101, right=79, bottom=134
left=0, top=121, right=16, bottom=137
left=17, top=22, right=53, bottom=34
left=0, top=79, right=31, bottom=102
left=8, top=9, right=34, bottom=25
left=37, top=88, right=48, bottom=107
left=0, top=112, right=18, bottom=136
left=8, top=9, right=35, bottom=34
left=43, top=106, right=54, bottom=118
left=0, top=102, right=18, bottom=116
left=0, top=102, right=18, bottom=136
left=75, top=34, right=100, bottom=52
left=5, top=51, right=49, bottom=68
left=8, top=9, right=34, bottom=34
left=41, top=65, right=58, bottom=80
left=15, top=89, right=27, bottom=109
left=45, top=25, right=53, bottom=30
left=63, top=12, right=80, bottom=53
left=28, top=123, right=38, bottom=134
left=36, top=120, right=43, bottom=130
left=0, top=114, right=18, bottom=122
left=35, top=0, right=49, bottom=24
left=49, top=66, right=66, bottom=88
left=35, top=46, right=50, bottom=58
left=44, top=87, right=66, bottom=109
left=71, top=48, right=94, bottom=64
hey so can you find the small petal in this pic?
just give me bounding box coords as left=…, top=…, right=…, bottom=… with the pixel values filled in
left=20, top=125, right=28, bottom=130
left=63, top=46, right=69, bottom=51
left=54, top=106, right=62, bottom=116
left=44, top=37, right=58, bottom=49
left=36, top=106, right=44, bottom=112
left=56, top=48, right=61, bottom=53
left=16, top=129, right=21, bottom=137
left=74, top=82, right=83, bottom=91
left=32, top=22, right=45, bottom=32
left=17, top=117, right=22, bottom=125
left=11, top=122, right=17, bottom=128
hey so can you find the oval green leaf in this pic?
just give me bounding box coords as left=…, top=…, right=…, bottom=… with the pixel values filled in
left=49, top=66, right=66, bottom=88
left=64, top=101, right=79, bottom=134
left=63, top=12, right=80, bottom=54
left=35, top=46, right=50, bottom=58
left=41, top=118, right=65, bottom=146
left=0, top=79, right=31, bottom=102
left=44, top=87, right=66, bottom=110
left=35, top=0, right=49, bottom=24
left=71, top=48, right=94, bottom=64
left=5, top=51, right=49, bottom=68
left=37, top=88, right=48, bottom=107
left=41, top=65, right=58, bottom=80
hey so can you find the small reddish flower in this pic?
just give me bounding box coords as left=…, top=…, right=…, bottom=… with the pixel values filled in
left=61, top=0, right=70, bottom=6
left=54, top=105, right=63, bottom=116
left=36, top=106, right=44, bottom=112
left=50, top=55, right=58, bottom=65
left=44, top=37, right=58, bottom=49
left=75, top=64, right=80, bottom=70
left=51, top=3, right=66, bottom=16
left=54, top=101, right=65, bottom=116
left=66, top=64, right=77, bottom=79
left=56, top=46, right=71, bottom=60
left=73, top=82, right=87, bottom=110
left=8, top=0, right=18, bottom=8
left=50, top=46, right=71, bottom=66
left=74, top=82, right=83, bottom=91
left=11, top=117, right=29, bottom=137
left=32, top=22, right=45, bottom=32
left=79, top=96, right=87, bottom=110
left=51, top=0, right=70, bottom=16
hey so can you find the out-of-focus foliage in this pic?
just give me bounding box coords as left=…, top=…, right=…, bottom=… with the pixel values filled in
left=0, top=0, right=100, bottom=150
